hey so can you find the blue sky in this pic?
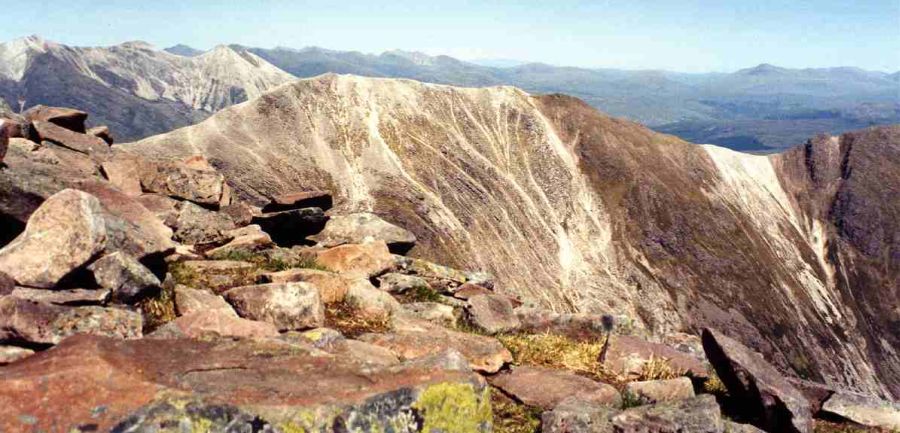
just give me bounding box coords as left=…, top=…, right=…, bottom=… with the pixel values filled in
left=3, top=0, right=899, bottom=72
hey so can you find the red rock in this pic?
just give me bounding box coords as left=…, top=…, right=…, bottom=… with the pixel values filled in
left=87, top=125, right=114, bottom=144
left=453, top=283, right=493, bottom=300
left=309, top=212, right=417, bottom=254
left=0, top=119, right=9, bottom=164
left=32, top=121, right=110, bottom=156
left=465, top=293, right=520, bottom=334
left=174, top=285, right=236, bottom=317
left=24, top=105, right=88, bottom=133
left=490, top=365, right=622, bottom=410
left=88, top=252, right=161, bottom=304
left=224, top=282, right=324, bottom=331
left=0, top=345, right=33, bottom=365
left=148, top=310, right=278, bottom=339
left=605, top=335, right=708, bottom=380
left=263, top=190, right=333, bottom=212
left=0, top=334, right=489, bottom=432
left=101, top=157, right=143, bottom=196
left=0, top=296, right=142, bottom=345
left=316, top=241, right=394, bottom=279
left=10, top=287, right=110, bottom=305
left=259, top=268, right=353, bottom=304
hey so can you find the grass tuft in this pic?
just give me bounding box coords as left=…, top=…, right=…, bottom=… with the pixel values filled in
left=138, top=284, right=177, bottom=332
left=490, top=387, right=542, bottom=433
left=324, top=299, right=392, bottom=338
left=211, top=250, right=330, bottom=272
left=636, top=355, right=684, bottom=381
left=497, top=333, right=622, bottom=385
left=394, top=284, right=443, bottom=304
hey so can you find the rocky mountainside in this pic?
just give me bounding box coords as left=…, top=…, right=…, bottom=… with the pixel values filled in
left=0, top=35, right=294, bottom=141
left=2, top=103, right=898, bottom=432
left=128, top=74, right=900, bottom=401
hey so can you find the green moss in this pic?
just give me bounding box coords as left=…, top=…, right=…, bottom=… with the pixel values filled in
left=413, top=382, right=492, bottom=433
left=209, top=250, right=330, bottom=272
left=395, top=284, right=443, bottom=304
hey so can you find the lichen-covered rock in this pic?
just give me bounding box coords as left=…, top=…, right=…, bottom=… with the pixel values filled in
left=206, top=224, right=273, bottom=257
left=820, top=392, right=900, bottom=429
left=466, top=293, right=520, bottom=334
left=402, top=302, right=457, bottom=327
left=702, top=328, right=812, bottom=433
left=610, top=395, right=724, bottom=433
left=0, top=271, right=13, bottom=296
left=453, top=283, right=493, bottom=300
left=224, top=282, right=324, bottom=331
left=252, top=207, right=328, bottom=246
left=165, top=200, right=236, bottom=245
left=23, top=105, right=88, bottom=133
left=0, top=334, right=491, bottom=432
left=10, top=287, right=110, bottom=305
left=346, top=279, right=401, bottom=317
left=623, top=377, right=696, bottom=404
left=259, top=268, right=352, bottom=304
left=378, top=272, right=430, bottom=293
left=174, top=285, right=236, bottom=317
left=542, top=397, right=618, bottom=433
left=489, top=365, right=622, bottom=410
left=360, top=315, right=511, bottom=373
left=137, top=156, right=231, bottom=207
left=309, top=212, right=417, bottom=254
left=148, top=310, right=279, bottom=339
left=316, top=240, right=394, bottom=279
left=171, top=260, right=257, bottom=294
left=0, top=296, right=141, bottom=345
left=0, top=189, right=107, bottom=288
left=89, top=252, right=161, bottom=303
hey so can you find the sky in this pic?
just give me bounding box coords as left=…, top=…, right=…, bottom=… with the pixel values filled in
left=2, top=0, right=899, bottom=72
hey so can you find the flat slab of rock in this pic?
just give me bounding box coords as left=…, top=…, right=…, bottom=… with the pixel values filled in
left=0, top=296, right=141, bottom=345
left=607, top=334, right=708, bottom=380
left=309, top=212, right=417, bottom=254
left=542, top=396, right=618, bottom=433
left=205, top=225, right=274, bottom=257
left=316, top=241, right=394, bottom=279
left=32, top=121, right=110, bottom=156
left=224, top=282, right=324, bottom=331
left=623, top=377, right=695, bottom=404
left=0, top=189, right=107, bottom=288
left=820, top=392, right=900, bottom=429
left=611, top=394, right=724, bottom=433
left=0, top=334, right=491, bottom=432
left=378, top=272, right=430, bottom=293
left=24, top=105, right=88, bottom=133
left=259, top=268, right=352, bottom=303
left=89, top=252, right=161, bottom=303
left=466, top=293, right=520, bottom=334
left=252, top=207, right=327, bottom=246
left=148, top=310, right=279, bottom=339
left=490, top=365, right=622, bottom=410
left=174, top=285, right=236, bottom=317
left=172, top=260, right=257, bottom=293
left=10, top=287, right=110, bottom=305
left=360, top=315, right=511, bottom=373
left=263, top=190, right=333, bottom=212
left=702, top=328, right=812, bottom=433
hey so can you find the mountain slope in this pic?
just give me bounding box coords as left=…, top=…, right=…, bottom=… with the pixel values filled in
left=0, top=36, right=294, bottom=141
left=127, top=74, right=900, bottom=398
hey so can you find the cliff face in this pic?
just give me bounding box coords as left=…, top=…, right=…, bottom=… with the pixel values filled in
left=127, top=74, right=900, bottom=398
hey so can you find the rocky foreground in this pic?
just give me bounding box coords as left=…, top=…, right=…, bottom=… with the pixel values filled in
left=1, top=106, right=898, bottom=432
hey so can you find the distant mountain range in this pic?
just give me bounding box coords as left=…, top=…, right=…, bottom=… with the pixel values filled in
left=1, top=35, right=897, bottom=150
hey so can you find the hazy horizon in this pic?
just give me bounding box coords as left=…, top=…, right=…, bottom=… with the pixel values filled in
left=2, top=0, right=898, bottom=73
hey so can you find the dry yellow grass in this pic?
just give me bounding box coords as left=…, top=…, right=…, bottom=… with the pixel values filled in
left=497, top=333, right=623, bottom=385
left=324, top=300, right=392, bottom=338
left=490, top=388, right=541, bottom=433
left=636, top=355, right=684, bottom=381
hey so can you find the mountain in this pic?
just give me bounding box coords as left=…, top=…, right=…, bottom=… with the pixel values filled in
left=0, top=36, right=294, bottom=141
left=127, top=74, right=900, bottom=399
left=164, top=44, right=204, bottom=57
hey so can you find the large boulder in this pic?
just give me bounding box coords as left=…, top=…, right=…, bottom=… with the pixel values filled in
left=224, top=282, right=324, bottom=331
left=106, top=153, right=230, bottom=207
left=251, top=207, right=328, bottom=246
left=32, top=121, right=110, bottom=156
left=88, top=252, right=161, bottom=303
left=0, top=296, right=141, bottom=345
left=87, top=125, right=114, bottom=145
left=360, top=315, right=512, bottom=373
left=402, top=302, right=457, bottom=327
left=148, top=310, right=279, bottom=339
left=489, top=365, right=622, bottom=410
left=820, top=392, right=900, bottom=430
left=174, top=285, right=237, bottom=317
left=205, top=225, right=274, bottom=258
left=466, top=293, right=520, bottom=334
left=316, top=240, right=395, bottom=279
left=0, top=334, right=491, bottom=432
left=164, top=200, right=236, bottom=245
left=23, top=105, right=88, bottom=133
left=0, top=190, right=107, bottom=288
left=702, top=328, right=812, bottom=433
left=309, top=212, right=417, bottom=254
left=259, top=268, right=353, bottom=304
left=345, top=279, right=402, bottom=317
left=610, top=394, right=724, bottom=433
left=263, top=190, right=333, bottom=212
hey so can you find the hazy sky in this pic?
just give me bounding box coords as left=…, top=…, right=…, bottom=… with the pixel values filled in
left=3, top=0, right=899, bottom=72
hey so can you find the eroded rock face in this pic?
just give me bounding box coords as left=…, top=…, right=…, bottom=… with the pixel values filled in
left=310, top=212, right=417, bottom=254
left=0, top=334, right=491, bottom=432
left=32, top=121, right=110, bottom=156
left=489, top=365, right=622, bottom=410
left=0, top=189, right=107, bottom=288
left=224, top=282, right=324, bottom=331
left=702, top=328, right=813, bottom=433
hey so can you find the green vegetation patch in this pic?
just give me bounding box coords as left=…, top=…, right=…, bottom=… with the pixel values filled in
left=490, top=387, right=541, bottom=433
left=497, top=333, right=622, bottom=385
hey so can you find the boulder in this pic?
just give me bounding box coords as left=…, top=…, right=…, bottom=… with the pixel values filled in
left=702, top=328, right=812, bottom=433
left=171, top=260, right=257, bottom=294
left=0, top=296, right=142, bottom=345
left=345, top=279, right=401, bottom=317
left=0, top=189, right=107, bottom=288
left=377, top=272, right=430, bottom=293
left=174, top=285, right=236, bottom=317
left=0, top=334, right=491, bottom=432
left=10, top=287, right=110, bottom=305
left=623, top=377, right=696, bottom=404
left=606, top=334, right=708, bottom=380
left=101, top=156, right=143, bottom=196
left=224, top=282, right=324, bottom=331
left=309, top=212, right=417, bottom=254
left=489, top=365, right=622, bottom=410
left=88, top=252, right=161, bottom=304
left=219, top=201, right=256, bottom=226
left=135, top=193, right=179, bottom=220
left=87, top=125, right=114, bottom=145
left=252, top=207, right=328, bottom=246
left=466, top=293, right=520, bottom=334
left=360, top=315, right=512, bottom=373
left=23, top=105, right=88, bottom=133
left=610, top=395, right=724, bottom=433
left=259, top=268, right=351, bottom=304
left=148, top=310, right=279, bottom=339
left=205, top=225, right=274, bottom=257
left=165, top=200, right=236, bottom=245
left=453, top=283, right=493, bottom=300
left=542, top=397, right=618, bottom=433
left=32, top=121, right=110, bottom=156
left=263, top=190, right=333, bottom=212
left=401, top=302, right=457, bottom=327
left=464, top=271, right=495, bottom=290
left=0, top=345, right=33, bottom=365
left=0, top=271, right=13, bottom=296
left=316, top=240, right=394, bottom=279
left=138, top=157, right=230, bottom=207
left=820, top=392, right=900, bottom=430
